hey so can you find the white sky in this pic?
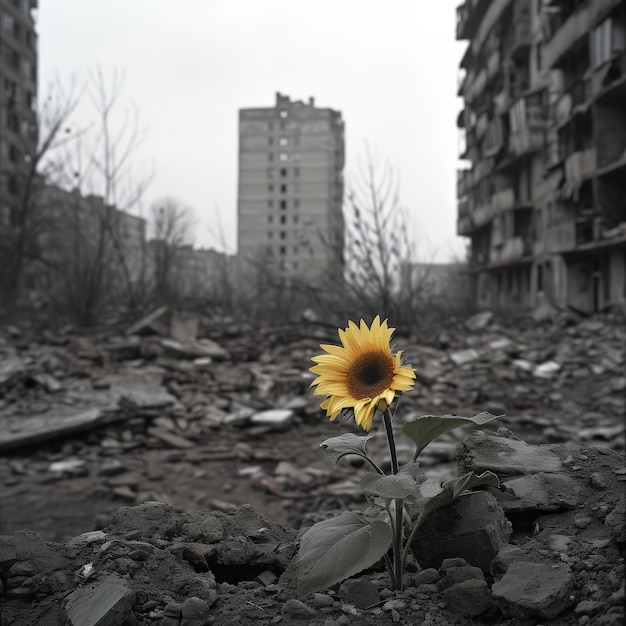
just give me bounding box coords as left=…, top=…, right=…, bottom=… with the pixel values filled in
left=37, top=1, right=467, bottom=261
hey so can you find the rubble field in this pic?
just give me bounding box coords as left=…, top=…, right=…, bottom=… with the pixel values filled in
left=0, top=309, right=624, bottom=624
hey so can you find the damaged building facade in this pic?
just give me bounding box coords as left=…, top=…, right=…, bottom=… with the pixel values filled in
left=456, top=0, right=626, bottom=314
left=237, top=92, right=345, bottom=285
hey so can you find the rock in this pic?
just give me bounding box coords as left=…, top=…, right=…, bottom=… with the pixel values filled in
left=108, top=501, right=174, bottom=537
left=181, top=596, right=210, bottom=626
left=338, top=578, right=380, bottom=609
left=65, top=577, right=135, bottom=626
left=411, top=491, right=511, bottom=572
left=449, top=348, right=480, bottom=367
left=533, top=360, right=561, bottom=378
left=491, top=561, right=574, bottom=618
left=281, top=598, right=317, bottom=621
left=465, top=311, right=493, bottom=332
left=442, top=579, right=492, bottom=617
left=414, top=568, right=439, bottom=585
left=501, top=472, right=582, bottom=512
left=147, top=426, right=194, bottom=449
left=457, top=430, right=563, bottom=476
left=250, top=409, right=295, bottom=429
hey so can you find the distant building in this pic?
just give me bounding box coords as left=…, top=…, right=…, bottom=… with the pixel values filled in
left=23, top=183, right=147, bottom=314
left=0, top=0, right=37, bottom=230
left=237, top=92, right=345, bottom=284
left=456, top=0, right=626, bottom=314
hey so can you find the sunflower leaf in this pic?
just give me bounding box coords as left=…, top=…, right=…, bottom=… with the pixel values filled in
left=402, top=412, right=502, bottom=461
left=411, top=470, right=502, bottom=532
left=360, top=471, right=421, bottom=500
left=297, top=511, right=392, bottom=598
left=320, top=433, right=376, bottom=468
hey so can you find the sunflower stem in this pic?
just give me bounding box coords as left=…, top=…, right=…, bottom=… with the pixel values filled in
left=382, top=408, right=403, bottom=590
left=382, top=409, right=398, bottom=475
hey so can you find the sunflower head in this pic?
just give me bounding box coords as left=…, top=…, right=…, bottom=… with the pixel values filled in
left=309, top=316, right=416, bottom=431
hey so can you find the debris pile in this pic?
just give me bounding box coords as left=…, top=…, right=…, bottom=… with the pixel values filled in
left=0, top=310, right=623, bottom=544
left=0, top=431, right=623, bottom=625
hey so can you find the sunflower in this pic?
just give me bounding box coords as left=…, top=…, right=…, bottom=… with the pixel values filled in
left=310, top=316, right=416, bottom=432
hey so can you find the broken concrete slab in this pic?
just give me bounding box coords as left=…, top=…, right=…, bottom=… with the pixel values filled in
left=491, top=561, right=574, bottom=619
left=465, top=311, right=493, bottom=332
left=457, top=429, right=564, bottom=476
left=500, top=472, right=582, bottom=512
left=0, top=408, right=117, bottom=452
left=65, top=576, right=135, bottom=626
left=250, top=409, right=295, bottom=429
left=126, top=306, right=170, bottom=337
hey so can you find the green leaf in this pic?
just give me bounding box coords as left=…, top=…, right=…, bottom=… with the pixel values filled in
left=320, top=433, right=376, bottom=467
left=297, top=511, right=392, bottom=598
left=360, top=468, right=421, bottom=501
left=412, top=470, right=501, bottom=531
left=402, top=412, right=502, bottom=461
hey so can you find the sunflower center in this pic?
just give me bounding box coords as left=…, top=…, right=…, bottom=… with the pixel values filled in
left=346, top=351, right=395, bottom=400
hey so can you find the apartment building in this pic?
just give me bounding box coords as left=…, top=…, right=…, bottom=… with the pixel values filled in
left=456, top=0, right=626, bottom=314
left=237, top=92, right=345, bottom=284
left=0, top=0, right=37, bottom=230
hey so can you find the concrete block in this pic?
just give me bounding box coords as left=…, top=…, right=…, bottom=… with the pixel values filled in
left=65, top=577, right=135, bottom=626
left=411, top=491, right=512, bottom=573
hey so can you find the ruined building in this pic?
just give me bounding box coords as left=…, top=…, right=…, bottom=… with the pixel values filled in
left=237, top=92, right=345, bottom=284
left=456, top=0, right=626, bottom=314
left=0, top=0, right=37, bottom=230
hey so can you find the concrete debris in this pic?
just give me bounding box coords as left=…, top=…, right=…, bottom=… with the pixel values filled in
left=464, top=311, right=493, bottom=332
left=0, top=312, right=623, bottom=623
left=491, top=561, right=574, bottom=618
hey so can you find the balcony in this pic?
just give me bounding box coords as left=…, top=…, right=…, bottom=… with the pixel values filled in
left=457, top=168, right=474, bottom=198
left=543, top=0, right=623, bottom=70
left=507, top=96, right=545, bottom=159
left=545, top=220, right=577, bottom=253
left=490, top=237, right=525, bottom=264
left=456, top=1, right=489, bottom=40
left=563, top=149, right=596, bottom=196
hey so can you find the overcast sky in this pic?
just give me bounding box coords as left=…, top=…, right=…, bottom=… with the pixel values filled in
left=38, top=1, right=466, bottom=261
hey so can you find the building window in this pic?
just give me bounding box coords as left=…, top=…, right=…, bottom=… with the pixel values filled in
left=280, top=184, right=287, bottom=194
left=9, top=144, right=19, bottom=162
left=268, top=231, right=273, bottom=239
left=294, top=167, right=300, bottom=177
left=294, top=198, right=299, bottom=209
left=279, top=137, right=288, bottom=146
left=267, top=167, right=274, bottom=179
left=268, top=153, right=274, bottom=162
left=268, top=214, right=273, bottom=223
left=280, top=200, right=287, bottom=210
left=279, top=153, right=288, bottom=162
left=279, top=110, right=288, bottom=118
left=8, top=176, right=19, bottom=196
left=280, top=231, right=286, bottom=240
left=268, top=122, right=273, bottom=130
left=293, top=214, right=299, bottom=224
left=268, top=184, right=274, bottom=193
left=268, top=200, right=273, bottom=208
left=280, top=168, right=287, bottom=178
left=279, top=245, right=286, bottom=255
left=280, top=215, right=286, bottom=224
left=268, top=137, right=274, bottom=146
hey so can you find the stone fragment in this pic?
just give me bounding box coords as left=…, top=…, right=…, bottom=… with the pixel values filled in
left=108, top=501, right=174, bottom=536
left=450, top=348, right=480, bottom=366
left=338, top=579, right=380, bottom=609
left=442, top=579, right=492, bottom=617
left=411, top=491, right=511, bottom=572
left=414, top=568, right=439, bottom=585
left=181, top=596, right=210, bottom=626
left=491, top=561, right=574, bottom=618
left=533, top=360, right=561, bottom=378
left=438, top=565, right=485, bottom=590
left=250, top=409, right=295, bottom=429
left=457, top=430, right=563, bottom=476
left=65, top=577, right=135, bottom=626
left=465, top=311, right=493, bottom=332
left=49, top=458, right=88, bottom=477
left=256, top=569, right=278, bottom=586
left=501, top=472, right=582, bottom=512
left=281, top=598, right=317, bottom=621
left=147, top=426, right=194, bottom=449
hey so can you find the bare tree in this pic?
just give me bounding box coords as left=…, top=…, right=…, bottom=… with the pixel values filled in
left=149, top=197, right=194, bottom=305
left=0, top=79, right=81, bottom=314
left=43, top=68, right=153, bottom=325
